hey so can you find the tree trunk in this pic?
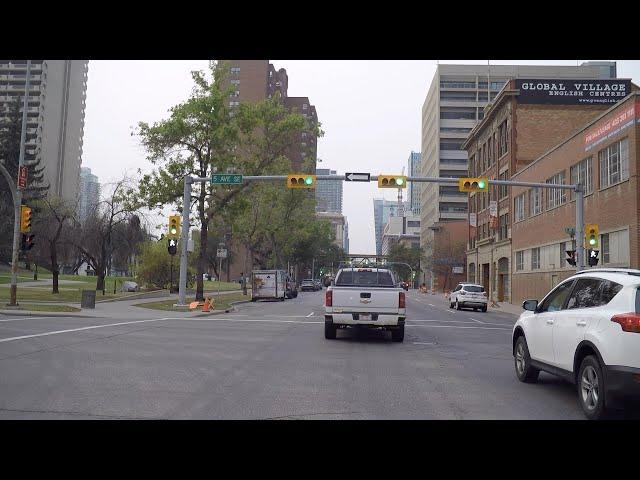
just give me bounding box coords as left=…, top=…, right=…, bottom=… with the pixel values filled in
left=96, top=272, right=105, bottom=292
left=51, top=244, right=59, bottom=294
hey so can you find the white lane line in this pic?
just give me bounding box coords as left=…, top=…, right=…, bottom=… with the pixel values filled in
left=428, top=304, right=435, bottom=306
left=413, top=342, right=437, bottom=345
left=0, top=317, right=175, bottom=344
left=446, top=310, right=456, bottom=315
left=0, top=316, right=51, bottom=322
left=306, top=312, right=314, bottom=318
left=178, top=318, right=323, bottom=324
left=469, top=317, right=485, bottom=324
left=407, top=324, right=510, bottom=331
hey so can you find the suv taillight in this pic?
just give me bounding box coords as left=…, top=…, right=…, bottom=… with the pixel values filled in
left=325, top=289, right=332, bottom=307
left=399, top=292, right=405, bottom=308
left=611, top=313, right=640, bottom=333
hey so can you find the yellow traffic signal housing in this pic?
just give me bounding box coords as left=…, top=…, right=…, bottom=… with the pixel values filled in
left=377, top=175, right=407, bottom=188
left=287, top=174, right=316, bottom=189
left=20, top=205, right=32, bottom=233
left=169, top=215, right=181, bottom=238
left=585, top=224, right=599, bottom=249
left=459, top=177, right=489, bottom=193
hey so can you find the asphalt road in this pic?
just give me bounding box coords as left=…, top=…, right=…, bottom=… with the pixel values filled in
left=0, top=290, right=628, bottom=419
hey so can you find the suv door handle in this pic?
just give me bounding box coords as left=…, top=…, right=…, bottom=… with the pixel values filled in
left=576, top=321, right=587, bottom=326
left=546, top=319, right=554, bottom=325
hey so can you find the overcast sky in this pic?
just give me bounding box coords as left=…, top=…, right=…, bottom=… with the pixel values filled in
left=82, top=60, right=640, bottom=253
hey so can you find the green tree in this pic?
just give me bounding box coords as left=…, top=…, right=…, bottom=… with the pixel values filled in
left=387, top=243, right=425, bottom=284
left=137, top=239, right=194, bottom=290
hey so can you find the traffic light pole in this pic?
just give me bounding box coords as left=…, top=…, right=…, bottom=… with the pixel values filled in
left=8, top=60, right=31, bottom=307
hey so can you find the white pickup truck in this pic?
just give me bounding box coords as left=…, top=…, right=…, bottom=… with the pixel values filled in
left=324, top=267, right=406, bottom=342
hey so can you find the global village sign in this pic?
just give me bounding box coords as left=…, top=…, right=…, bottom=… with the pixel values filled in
left=515, top=79, right=631, bottom=105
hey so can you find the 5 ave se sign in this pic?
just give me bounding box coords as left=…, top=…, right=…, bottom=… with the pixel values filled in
left=211, top=174, right=243, bottom=185
left=345, top=172, right=370, bottom=182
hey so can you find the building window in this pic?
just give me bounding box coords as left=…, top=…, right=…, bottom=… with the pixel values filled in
left=440, top=140, right=464, bottom=151
left=230, top=67, right=240, bottom=75
left=231, top=79, right=240, bottom=86
left=602, top=233, right=610, bottom=263
left=230, top=90, right=240, bottom=98
left=546, top=172, right=566, bottom=210
left=514, top=194, right=525, bottom=222
left=570, top=156, right=593, bottom=197
left=302, top=104, right=308, bottom=110
left=599, top=138, right=629, bottom=189
left=531, top=248, right=540, bottom=270
left=498, top=120, right=508, bottom=157
left=499, top=213, right=509, bottom=240
left=499, top=171, right=508, bottom=199
left=229, top=101, right=240, bottom=107
left=529, top=188, right=542, bottom=216
left=516, top=251, right=524, bottom=271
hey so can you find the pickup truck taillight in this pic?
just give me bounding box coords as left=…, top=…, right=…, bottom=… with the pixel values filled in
left=325, top=289, right=332, bottom=307
left=399, top=292, right=405, bottom=308
left=611, top=313, right=640, bottom=333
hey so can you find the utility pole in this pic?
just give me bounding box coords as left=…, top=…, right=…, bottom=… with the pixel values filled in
left=8, top=60, right=31, bottom=306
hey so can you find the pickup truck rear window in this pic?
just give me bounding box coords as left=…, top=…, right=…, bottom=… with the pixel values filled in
left=335, top=271, right=395, bottom=287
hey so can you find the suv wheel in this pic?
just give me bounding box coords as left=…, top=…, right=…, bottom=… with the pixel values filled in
left=456, top=299, right=461, bottom=310
left=578, top=355, right=607, bottom=420
left=514, top=336, right=540, bottom=383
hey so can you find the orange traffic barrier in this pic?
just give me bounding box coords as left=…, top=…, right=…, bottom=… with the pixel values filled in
left=202, top=297, right=211, bottom=312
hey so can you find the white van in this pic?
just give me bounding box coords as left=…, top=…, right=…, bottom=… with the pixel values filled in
left=251, top=270, right=287, bottom=302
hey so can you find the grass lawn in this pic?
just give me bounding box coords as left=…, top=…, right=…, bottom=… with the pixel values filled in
left=0, top=275, right=33, bottom=284
left=6, top=303, right=81, bottom=313
left=0, top=287, right=120, bottom=303
left=133, top=292, right=248, bottom=312
left=202, top=280, right=242, bottom=292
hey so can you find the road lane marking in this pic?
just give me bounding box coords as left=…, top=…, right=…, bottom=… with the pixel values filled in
left=412, top=342, right=437, bottom=345
left=306, top=312, right=314, bottom=317
left=178, top=318, right=323, bottom=324
left=0, top=317, right=175, bottom=343
left=407, top=324, right=510, bottom=331
left=469, top=317, right=485, bottom=324
left=428, top=304, right=435, bottom=306
left=446, top=310, right=456, bottom=314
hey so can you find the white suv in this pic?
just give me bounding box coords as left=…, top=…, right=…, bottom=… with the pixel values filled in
left=449, top=283, right=488, bottom=312
left=512, top=269, right=640, bottom=419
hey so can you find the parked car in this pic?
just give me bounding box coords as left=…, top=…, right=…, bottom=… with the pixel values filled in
left=512, top=268, right=640, bottom=420
left=449, top=283, right=488, bottom=312
left=325, top=267, right=406, bottom=342
left=300, top=279, right=316, bottom=292
left=314, top=280, right=323, bottom=290
left=121, top=281, right=139, bottom=292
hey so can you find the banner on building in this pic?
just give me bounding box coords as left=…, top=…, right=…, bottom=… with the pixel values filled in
left=489, top=216, right=499, bottom=229
left=489, top=201, right=498, bottom=218
left=515, top=79, right=631, bottom=106
left=584, top=101, right=639, bottom=151
left=469, top=213, right=477, bottom=228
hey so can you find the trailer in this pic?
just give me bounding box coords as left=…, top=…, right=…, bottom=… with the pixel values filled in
left=251, top=270, right=287, bottom=302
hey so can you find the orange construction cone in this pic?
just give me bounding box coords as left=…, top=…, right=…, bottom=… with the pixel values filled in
left=202, top=297, right=210, bottom=312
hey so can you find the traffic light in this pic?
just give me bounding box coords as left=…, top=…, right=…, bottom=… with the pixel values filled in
left=20, top=205, right=32, bottom=233
left=25, top=234, right=35, bottom=251
left=167, top=238, right=177, bottom=255
left=585, top=224, right=599, bottom=249
left=169, top=215, right=181, bottom=238
left=458, top=177, right=489, bottom=193
left=565, top=250, right=577, bottom=266
left=377, top=175, right=407, bottom=189
left=287, top=174, right=316, bottom=189
left=588, top=250, right=600, bottom=267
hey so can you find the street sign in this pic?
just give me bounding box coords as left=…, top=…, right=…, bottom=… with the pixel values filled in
left=17, top=166, right=27, bottom=189
left=211, top=174, right=243, bottom=185
left=489, top=200, right=497, bottom=217
left=345, top=172, right=370, bottom=182
left=217, top=248, right=228, bottom=258
left=452, top=266, right=464, bottom=274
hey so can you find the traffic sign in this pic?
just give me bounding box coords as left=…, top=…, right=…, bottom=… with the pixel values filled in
left=217, top=248, right=228, bottom=259
left=345, top=172, right=370, bottom=182
left=17, top=166, right=27, bottom=189
left=211, top=174, right=243, bottom=185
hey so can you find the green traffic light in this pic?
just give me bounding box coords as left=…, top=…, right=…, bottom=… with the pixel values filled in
left=589, top=238, right=596, bottom=245
left=478, top=180, right=486, bottom=189
left=304, top=177, right=313, bottom=185
left=395, top=177, right=404, bottom=186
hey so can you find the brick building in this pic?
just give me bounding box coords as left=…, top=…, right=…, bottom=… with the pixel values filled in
left=463, top=78, right=634, bottom=303
left=510, top=92, right=640, bottom=304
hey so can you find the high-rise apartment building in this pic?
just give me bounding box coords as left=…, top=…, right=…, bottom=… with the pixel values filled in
left=0, top=60, right=88, bottom=204
left=222, top=60, right=318, bottom=172
left=79, top=167, right=100, bottom=223
left=373, top=198, right=411, bottom=256
left=407, top=151, right=421, bottom=215
left=419, top=61, right=617, bottom=287
left=315, top=168, right=343, bottom=213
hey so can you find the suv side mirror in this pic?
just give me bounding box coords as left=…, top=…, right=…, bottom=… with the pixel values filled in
left=522, top=299, right=538, bottom=312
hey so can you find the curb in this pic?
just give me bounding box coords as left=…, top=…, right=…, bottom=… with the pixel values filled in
left=0, top=310, right=98, bottom=318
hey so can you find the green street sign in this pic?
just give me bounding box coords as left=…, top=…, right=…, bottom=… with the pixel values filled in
left=211, top=174, right=243, bottom=185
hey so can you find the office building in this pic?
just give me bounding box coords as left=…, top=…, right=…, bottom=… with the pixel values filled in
left=373, top=198, right=410, bottom=256
left=316, top=212, right=347, bottom=249
left=420, top=61, right=617, bottom=289
left=407, top=151, right=421, bottom=215
left=463, top=77, right=635, bottom=303
left=381, top=215, right=420, bottom=255
left=315, top=168, right=343, bottom=213
left=0, top=60, right=88, bottom=204
left=510, top=91, right=640, bottom=304
left=78, top=167, right=100, bottom=223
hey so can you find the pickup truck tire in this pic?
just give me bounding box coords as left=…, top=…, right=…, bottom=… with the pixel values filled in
left=391, top=322, right=405, bottom=342
left=481, top=306, right=487, bottom=312
left=324, top=319, right=337, bottom=339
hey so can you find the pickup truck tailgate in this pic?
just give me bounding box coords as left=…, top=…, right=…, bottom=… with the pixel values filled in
left=330, top=287, right=401, bottom=313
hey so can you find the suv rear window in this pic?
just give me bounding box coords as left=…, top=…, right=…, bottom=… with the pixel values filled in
left=600, top=280, right=623, bottom=304
left=335, top=270, right=395, bottom=287
left=462, top=285, right=484, bottom=293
